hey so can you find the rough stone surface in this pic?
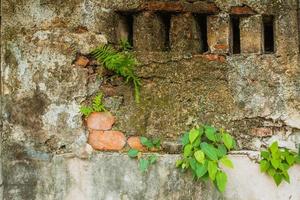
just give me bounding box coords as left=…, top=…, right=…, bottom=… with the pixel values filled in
left=86, top=112, right=115, bottom=131
left=88, top=130, right=126, bottom=151
left=1, top=0, right=300, bottom=199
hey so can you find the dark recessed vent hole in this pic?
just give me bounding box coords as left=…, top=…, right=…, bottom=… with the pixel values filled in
left=231, top=16, right=241, bottom=54
left=116, top=13, right=134, bottom=47
left=195, top=14, right=208, bottom=53
left=263, top=16, right=275, bottom=53
left=159, top=13, right=171, bottom=51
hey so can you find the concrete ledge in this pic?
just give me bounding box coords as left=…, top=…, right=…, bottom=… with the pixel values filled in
left=3, top=153, right=300, bottom=200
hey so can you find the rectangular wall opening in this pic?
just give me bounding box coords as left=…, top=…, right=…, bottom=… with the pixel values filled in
left=263, top=15, right=275, bottom=53
left=159, top=12, right=171, bottom=51
left=195, top=14, right=209, bottom=53
left=116, top=13, right=134, bottom=47
left=230, top=16, right=241, bottom=54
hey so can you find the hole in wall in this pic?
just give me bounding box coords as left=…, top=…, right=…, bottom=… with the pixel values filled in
left=158, top=12, right=172, bottom=51
left=116, top=12, right=134, bottom=47
left=263, top=15, right=275, bottom=53
left=194, top=14, right=209, bottom=53
left=230, top=15, right=241, bottom=54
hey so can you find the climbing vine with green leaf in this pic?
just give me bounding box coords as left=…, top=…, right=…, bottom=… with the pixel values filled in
left=176, top=125, right=236, bottom=192
left=128, top=137, right=161, bottom=173
left=259, top=141, right=300, bottom=186
left=80, top=93, right=106, bottom=117
left=90, top=41, right=141, bottom=103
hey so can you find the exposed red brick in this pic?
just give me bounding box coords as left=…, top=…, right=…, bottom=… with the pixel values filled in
left=75, top=56, right=89, bottom=67
left=142, top=2, right=183, bottom=12
left=86, top=112, right=115, bottom=131
left=251, top=128, right=273, bottom=137
left=88, top=130, right=126, bottom=151
left=127, top=136, right=147, bottom=151
left=214, top=44, right=228, bottom=50
left=230, top=6, right=256, bottom=15
left=200, top=54, right=226, bottom=63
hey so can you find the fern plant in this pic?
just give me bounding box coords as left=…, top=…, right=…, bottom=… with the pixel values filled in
left=80, top=93, right=106, bottom=117
left=90, top=42, right=141, bottom=103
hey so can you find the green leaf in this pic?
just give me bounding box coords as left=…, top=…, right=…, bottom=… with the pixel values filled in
left=184, top=144, right=193, bottom=158
left=286, top=154, right=295, bottom=165
left=260, top=160, right=270, bottom=172
left=139, top=158, right=150, bottom=173
left=152, top=138, right=161, bottom=148
left=270, top=158, right=280, bottom=169
left=192, top=137, right=201, bottom=148
left=200, top=142, right=218, bottom=161
left=282, top=170, right=290, bottom=183
left=176, top=159, right=183, bottom=168
left=267, top=168, right=276, bottom=177
left=216, top=171, right=227, bottom=192
left=295, top=156, right=300, bottom=164
left=261, top=151, right=270, bottom=160
left=194, top=150, right=205, bottom=164
left=222, top=133, right=233, bottom=150
left=269, top=141, right=279, bottom=155
left=273, top=173, right=283, bottom=186
left=189, top=128, right=200, bottom=144
left=128, top=149, right=139, bottom=158
left=140, top=137, right=154, bottom=149
left=220, top=156, right=234, bottom=169
left=196, top=162, right=208, bottom=178
left=204, top=126, right=216, bottom=142
left=208, top=161, right=218, bottom=181
left=189, top=158, right=197, bottom=171
left=217, top=145, right=227, bottom=158
left=181, top=132, right=190, bottom=146
left=149, top=155, right=157, bottom=164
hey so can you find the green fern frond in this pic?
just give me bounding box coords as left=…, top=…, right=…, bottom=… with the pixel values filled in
left=91, top=44, right=141, bottom=103
left=80, top=93, right=106, bottom=117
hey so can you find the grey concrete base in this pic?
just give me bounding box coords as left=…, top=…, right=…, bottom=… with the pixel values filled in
left=3, top=153, right=300, bottom=200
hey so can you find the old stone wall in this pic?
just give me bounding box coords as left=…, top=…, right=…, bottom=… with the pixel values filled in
left=1, top=0, right=300, bottom=199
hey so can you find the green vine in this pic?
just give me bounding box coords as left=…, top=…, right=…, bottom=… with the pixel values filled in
left=259, top=141, right=300, bottom=186
left=128, top=137, right=161, bottom=173
left=80, top=93, right=106, bottom=117
left=176, top=125, right=236, bottom=192
left=90, top=41, right=141, bottom=103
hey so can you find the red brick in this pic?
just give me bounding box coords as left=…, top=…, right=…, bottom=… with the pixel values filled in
left=214, top=44, right=228, bottom=50
left=127, top=136, right=146, bottom=151
left=230, top=6, right=256, bottom=15
left=86, top=112, right=115, bottom=131
left=74, top=56, right=89, bottom=67
left=88, top=130, right=126, bottom=151
left=200, top=54, right=226, bottom=63
left=251, top=128, right=272, bottom=137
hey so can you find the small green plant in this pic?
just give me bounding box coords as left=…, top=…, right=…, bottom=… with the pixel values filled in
left=176, top=125, right=236, bottom=192
left=127, top=137, right=161, bottom=173
left=90, top=41, right=141, bottom=103
left=140, top=136, right=161, bottom=149
left=80, top=93, right=106, bottom=117
left=259, top=141, right=300, bottom=186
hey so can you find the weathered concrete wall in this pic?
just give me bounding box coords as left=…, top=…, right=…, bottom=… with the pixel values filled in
left=1, top=0, right=300, bottom=199
left=4, top=153, right=300, bottom=200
